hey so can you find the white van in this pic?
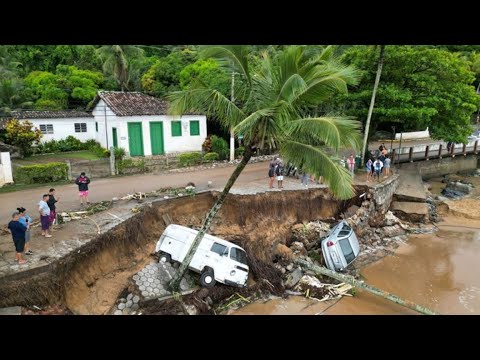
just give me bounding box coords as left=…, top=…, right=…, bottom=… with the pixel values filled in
left=155, top=224, right=249, bottom=288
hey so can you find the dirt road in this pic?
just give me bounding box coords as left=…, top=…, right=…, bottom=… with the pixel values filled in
left=0, top=162, right=269, bottom=222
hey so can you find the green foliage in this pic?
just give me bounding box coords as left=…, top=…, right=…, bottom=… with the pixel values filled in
left=179, top=152, right=203, bottom=166
left=116, top=158, right=146, bottom=174
left=339, top=46, right=479, bottom=143
left=179, top=58, right=230, bottom=96
left=235, top=146, right=245, bottom=158
left=34, top=137, right=103, bottom=154
left=211, top=135, right=229, bottom=160
left=23, top=65, right=104, bottom=109
left=141, top=50, right=197, bottom=97
left=14, top=162, right=68, bottom=184
left=203, top=152, right=219, bottom=162
left=4, top=119, right=42, bottom=156
left=114, top=147, right=126, bottom=160
left=169, top=45, right=363, bottom=200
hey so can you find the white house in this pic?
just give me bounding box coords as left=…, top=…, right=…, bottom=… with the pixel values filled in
left=3, top=110, right=96, bottom=142
left=90, top=91, right=207, bottom=156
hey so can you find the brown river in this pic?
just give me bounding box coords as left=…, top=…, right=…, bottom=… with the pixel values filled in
left=233, top=175, right=480, bottom=315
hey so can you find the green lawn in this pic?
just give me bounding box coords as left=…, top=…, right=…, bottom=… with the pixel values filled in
left=13, top=150, right=101, bottom=166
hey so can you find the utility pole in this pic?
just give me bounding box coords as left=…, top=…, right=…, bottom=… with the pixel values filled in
left=229, top=72, right=235, bottom=162
left=361, top=45, right=385, bottom=166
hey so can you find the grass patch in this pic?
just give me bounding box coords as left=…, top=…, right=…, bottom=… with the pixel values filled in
left=14, top=151, right=101, bottom=165
left=0, top=179, right=72, bottom=194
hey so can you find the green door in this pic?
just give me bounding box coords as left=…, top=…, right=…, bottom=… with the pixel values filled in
left=127, top=122, right=144, bottom=156
left=149, top=122, right=164, bottom=155
left=112, top=127, right=118, bottom=148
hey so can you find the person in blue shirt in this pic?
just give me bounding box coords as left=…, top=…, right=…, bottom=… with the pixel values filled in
left=17, top=207, right=33, bottom=255
left=8, top=211, right=27, bottom=264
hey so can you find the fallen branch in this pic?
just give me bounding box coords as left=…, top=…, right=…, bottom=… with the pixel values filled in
left=294, top=259, right=438, bottom=315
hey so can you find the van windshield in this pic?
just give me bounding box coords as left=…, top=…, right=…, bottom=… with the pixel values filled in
left=230, top=248, right=248, bottom=265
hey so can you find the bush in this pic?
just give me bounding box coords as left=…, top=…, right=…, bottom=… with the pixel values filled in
left=117, top=158, right=146, bottom=174
left=235, top=146, right=245, bottom=158
left=211, top=135, right=229, bottom=160
left=114, top=147, right=126, bottom=161
left=203, top=152, right=219, bottom=162
left=14, top=162, right=68, bottom=184
left=179, top=152, right=203, bottom=166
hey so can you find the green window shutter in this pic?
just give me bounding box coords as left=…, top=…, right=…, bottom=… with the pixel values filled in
left=190, top=120, right=200, bottom=136
left=171, top=121, right=182, bottom=137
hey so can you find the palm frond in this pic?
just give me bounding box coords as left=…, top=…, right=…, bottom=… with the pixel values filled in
left=201, top=46, right=250, bottom=85
left=281, top=141, right=356, bottom=199
left=287, top=117, right=362, bottom=152
left=167, top=87, right=245, bottom=129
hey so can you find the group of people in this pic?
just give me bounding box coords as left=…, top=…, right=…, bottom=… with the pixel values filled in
left=365, top=144, right=392, bottom=182
left=268, top=158, right=285, bottom=189
left=6, top=172, right=91, bottom=265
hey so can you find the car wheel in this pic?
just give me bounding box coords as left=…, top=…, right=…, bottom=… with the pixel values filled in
left=200, top=269, right=216, bottom=288
left=159, top=253, right=171, bottom=264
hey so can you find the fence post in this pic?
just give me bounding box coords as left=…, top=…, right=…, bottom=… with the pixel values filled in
left=110, top=146, right=116, bottom=176
left=425, top=145, right=430, bottom=160
left=65, top=160, right=72, bottom=180
left=438, top=144, right=443, bottom=159
left=408, top=147, right=413, bottom=162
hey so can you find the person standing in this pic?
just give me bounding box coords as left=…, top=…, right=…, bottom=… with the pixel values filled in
left=17, top=207, right=33, bottom=255
left=75, top=172, right=91, bottom=207
left=268, top=162, right=276, bottom=189
left=8, top=211, right=27, bottom=264
left=47, top=188, right=59, bottom=230
left=275, top=162, right=284, bottom=189
left=38, top=194, right=52, bottom=238
left=347, top=154, right=355, bottom=178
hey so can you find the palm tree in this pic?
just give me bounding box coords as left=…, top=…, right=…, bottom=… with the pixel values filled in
left=96, top=45, right=144, bottom=91
left=360, top=45, right=386, bottom=166
left=166, top=45, right=362, bottom=291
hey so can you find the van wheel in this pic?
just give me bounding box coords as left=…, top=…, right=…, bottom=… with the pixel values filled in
left=200, top=270, right=216, bottom=288
left=159, top=253, right=171, bottom=264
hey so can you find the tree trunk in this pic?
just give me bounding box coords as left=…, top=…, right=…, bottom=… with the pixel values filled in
left=361, top=45, right=385, bottom=166
left=168, top=144, right=254, bottom=291
left=294, top=259, right=437, bottom=315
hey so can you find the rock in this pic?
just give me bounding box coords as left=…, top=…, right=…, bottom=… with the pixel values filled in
left=285, top=267, right=303, bottom=288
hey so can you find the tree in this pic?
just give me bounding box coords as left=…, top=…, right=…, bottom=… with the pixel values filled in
left=166, top=45, right=362, bottom=290
left=340, top=46, right=478, bottom=143
left=23, top=65, right=104, bottom=110
left=96, top=45, right=144, bottom=91
left=361, top=45, right=385, bottom=165
left=4, top=119, right=42, bottom=156
left=141, top=49, right=197, bottom=97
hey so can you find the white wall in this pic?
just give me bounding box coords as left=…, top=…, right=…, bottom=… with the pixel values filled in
left=0, top=152, right=13, bottom=186
left=91, top=105, right=207, bottom=156
left=395, top=127, right=430, bottom=140
left=26, top=117, right=96, bottom=143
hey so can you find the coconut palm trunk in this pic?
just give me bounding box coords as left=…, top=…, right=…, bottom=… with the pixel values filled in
left=168, top=145, right=253, bottom=291
left=361, top=45, right=385, bottom=166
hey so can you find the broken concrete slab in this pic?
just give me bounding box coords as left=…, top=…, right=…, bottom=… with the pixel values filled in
left=0, top=306, right=22, bottom=315
left=394, top=172, right=427, bottom=203
left=391, top=201, right=429, bottom=223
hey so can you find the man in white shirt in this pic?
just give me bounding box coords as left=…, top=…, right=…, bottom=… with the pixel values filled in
left=38, top=194, right=52, bottom=238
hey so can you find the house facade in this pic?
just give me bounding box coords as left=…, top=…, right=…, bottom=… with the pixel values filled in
left=91, top=91, right=207, bottom=156
left=3, top=110, right=95, bottom=142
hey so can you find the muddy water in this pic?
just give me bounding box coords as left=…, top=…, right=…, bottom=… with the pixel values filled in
left=235, top=195, right=480, bottom=315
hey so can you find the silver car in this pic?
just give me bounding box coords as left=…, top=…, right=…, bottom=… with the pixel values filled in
left=320, top=220, right=361, bottom=271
